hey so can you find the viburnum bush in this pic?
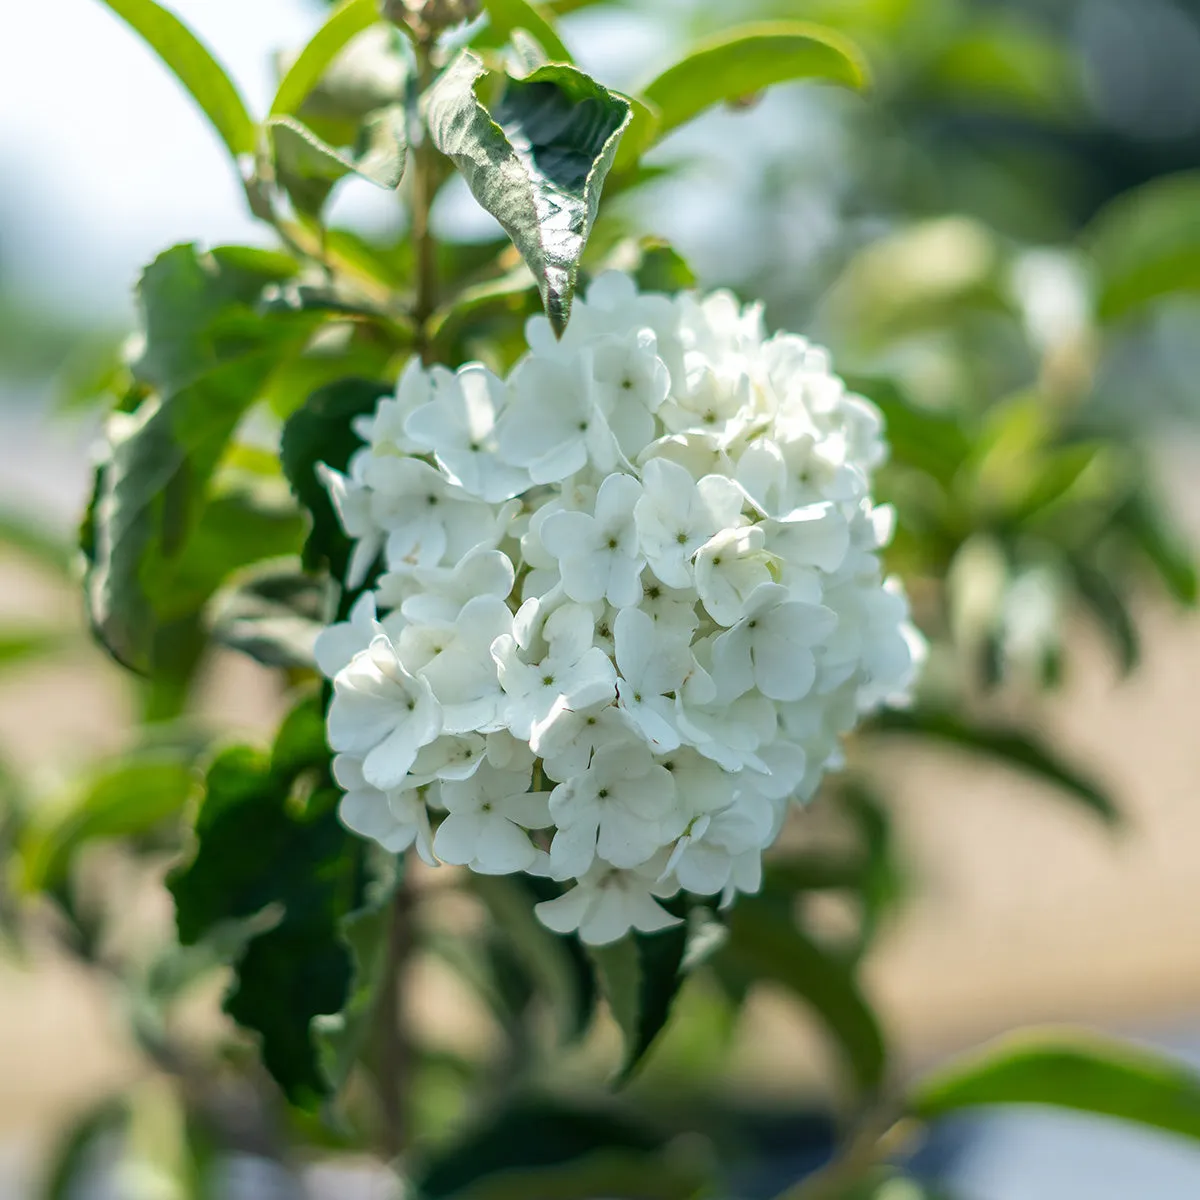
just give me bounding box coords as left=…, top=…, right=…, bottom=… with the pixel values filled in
left=316, top=273, right=922, bottom=943
left=23, top=0, right=1200, bottom=1195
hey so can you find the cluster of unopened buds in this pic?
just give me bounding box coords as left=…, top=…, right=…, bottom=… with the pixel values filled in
left=314, top=272, right=924, bottom=945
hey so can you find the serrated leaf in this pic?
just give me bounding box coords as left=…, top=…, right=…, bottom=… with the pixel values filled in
left=910, top=1029, right=1200, bottom=1144
left=313, top=846, right=401, bottom=1092
left=480, top=0, right=573, bottom=63
left=425, top=52, right=631, bottom=335
left=869, top=708, right=1120, bottom=826
left=722, top=898, right=887, bottom=1094
left=588, top=909, right=722, bottom=1080
left=169, top=697, right=369, bottom=1107
left=21, top=752, right=198, bottom=894
left=269, top=108, right=408, bottom=217
left=626, top=22, right=867, bottom=162
left=96, top=0, right=255, bottom=161
left=281, top=377, right=394, bottom=583
left=271, top=0, right=382, bottom=117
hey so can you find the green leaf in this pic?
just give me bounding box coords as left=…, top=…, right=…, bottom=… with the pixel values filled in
left=597, top=236, right=696, bottom=295
left=1087, top=172, right=1200, bottom=323
left=631, top=22, right=866, bottom=157
left=413, top=1095, right=700, bottom=1199
left=271, top=0, right=382, bottom=117
left=910, top=1029, right=1200, bottom=1144
left=0, top=506, right=72, bottom=579
left=281, top=377, right=394, bottom=583
left=0, top=628, right=69, bottom=670
left=40, top=1097, right=130, bottom=1200
left=1116, top=487, right=1198, bottom=606
left=425, top=52, right=632, bottom=335
left=313, top=846, right=401, bottom=1092
left=472, top=875, right=596, bottom=1044
left=210, top=568, right=327, bottom=669
left=22, top=752, right=198, bottom=893
left=168, top=697, right=369, bottom=1106
left=1068, top=556, right=1139, bottom=673
left=480, top=0, right=573, bottom=63
left=869, top=709, right=1120, bottom=826
left=82, top=246, right=314, bottom=675
left=587, top=908, right=723, bottom=1080
left=269, top=108, right=408, bottom=216
left=96, top=0, right=255, bottom=161
left=721, top=897, right=887, bottom=1093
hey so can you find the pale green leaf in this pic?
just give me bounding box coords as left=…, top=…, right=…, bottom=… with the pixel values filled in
left=96, top=0, right=255, bottom=159
left=911, top=1029, right=1200, bottom=1144
left=628, top=21, right=867, bottom=160
left=271, top=0, right=382, bottom=117
left=425, top=52, right=631, bottom=334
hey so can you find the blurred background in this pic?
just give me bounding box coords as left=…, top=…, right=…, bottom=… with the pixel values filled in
left=5, top=0, right=1200, bottom=1196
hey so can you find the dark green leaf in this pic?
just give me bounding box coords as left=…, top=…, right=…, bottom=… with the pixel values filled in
left=910, top=1029, right=1200, bottom=1144
left=169, top=697, right=368, bottom=1106
left=1116, top=487, right=1198, bottom=606
left=313, top=846, right=401, bottom=1092
left=425, top=52, right=632, bottom=334
left=281, top=376, right=394, bottom=582
left=22, top=752, right=198, bottom=893
left=269, top=108, right=407, bottom=216
left=597, top=236, right=696, bottom=295
left=630, top=22, right=867, bottom=158
left=869, top=709, right=1120, bottom=826
left=473, top=875, right=597, bottom=1044
left=271, top=0, right=382, bottom=117
left=413, top=1094, right=691, bottom=1200
left=97, top=0, right=255, bottom=160
left=1086, top=172, right=1200, bottom=323
left=1068, top=556, right=1139, bottom=673
left=479, top=0, right=573, bottom=63
left=587, top=908, right=725, bottom=1081
left=721, top=897, right=887, bottom=1093
left=210, top=567, right=327, bottom=669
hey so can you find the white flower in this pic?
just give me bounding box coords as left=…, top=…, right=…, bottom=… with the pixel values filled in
left=496, top=351, right=618, bottom=482
left=328, top=635, right=443, bottom=790
left=535, top=858, right=682, bottom=946
left=491, top=603, right=616, bottom=741
left=333, top=755, right=436, bottom=864
left=712, top=583, right=838, bottom=701
left=613, top=606, right=689, bottom=753
left=434, top=761, right=552, bottom=874
left=316, top=275, right=923, bottom=939
left=540, top=472, right=645, bottom=607
left=633, top=457, right=745, bottom=588
left=405, top=363, right=529, bottom=501
left=548, top=744, right=680, bottom=876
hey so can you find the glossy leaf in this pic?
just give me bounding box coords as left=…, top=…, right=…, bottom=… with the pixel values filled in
left=629, top=22, right=867, bottom=159
left=1087, top=172, right=1200, bottom=323
left=271, top=0, right=382, bottom=117
left=870, top=709, right=1120, bottom=826
left=425, top=52, right=631, bottom=334
left=97, top=0, right=255, bottom=160
left=169, top=698, right=368, bottom=1106
left=722, top=897, right=887, bottom=1093
left=910, top=1029, right=1200, bottom=1144
left=481, top=0, right=573, bottom=63
left=281, top=377, right=395, bottom=584
left=22, top=753, right=198, bottom=893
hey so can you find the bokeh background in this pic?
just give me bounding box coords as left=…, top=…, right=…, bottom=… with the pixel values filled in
left=5, top=0, right=1200, bottom=1196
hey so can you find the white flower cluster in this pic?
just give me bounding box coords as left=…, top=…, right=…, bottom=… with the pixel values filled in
left=313, top=273, right=923, bottom=945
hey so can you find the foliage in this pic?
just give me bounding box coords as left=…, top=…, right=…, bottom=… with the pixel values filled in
left=6, top=0, right=1200, bottom=1195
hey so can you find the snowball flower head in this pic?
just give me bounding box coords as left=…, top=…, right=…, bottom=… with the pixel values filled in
left=316, top=272, right=924, bottom=944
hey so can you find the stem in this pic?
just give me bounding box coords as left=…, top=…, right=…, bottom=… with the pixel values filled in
left=771, top=1109, right=910, bottom=1200
left=377, top=874, right=418, bottom=1160
left=411, top=34, right=440, bottom=362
